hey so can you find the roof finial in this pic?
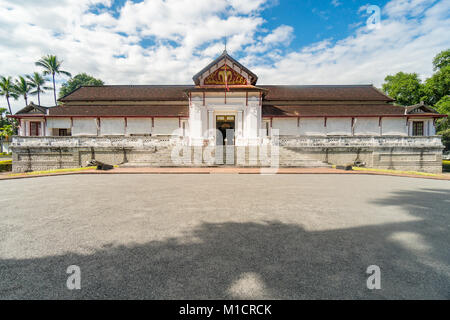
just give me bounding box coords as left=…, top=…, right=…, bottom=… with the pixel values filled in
left=224, top=37, right=227, bottom=54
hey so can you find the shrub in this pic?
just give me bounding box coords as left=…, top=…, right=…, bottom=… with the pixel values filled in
left=0, top=159, right=12, bottom=172
left=441, top=128, right=450, bottom=152
left=443, top=160, right=450, bottom=172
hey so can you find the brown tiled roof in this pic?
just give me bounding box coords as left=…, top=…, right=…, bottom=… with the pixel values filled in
left=15, top=102, right=50, bottom=115
left=262, top=104, right=407, bottom=117
left=405, top=102, right=440, bottom=114
left=48, top=105, right=188, bottom=117
left=59, top=84, right=394, bottom=103
left=59, top=85, right=193, bottom=102
left=260, top=85, right=394, bottom=101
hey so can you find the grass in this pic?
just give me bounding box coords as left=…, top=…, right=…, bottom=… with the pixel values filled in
left=9, top=166, right=97, bottom=176
left=0, top=160, right=12, bottom=165
left=443, top=160, right=450, bottom=172
left=8, top=165, right=120, bottom=176
left=350, top=166, right=439, bottom=177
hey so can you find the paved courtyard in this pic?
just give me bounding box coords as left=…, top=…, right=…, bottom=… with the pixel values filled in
left=0, top=174, right=449, bottom=299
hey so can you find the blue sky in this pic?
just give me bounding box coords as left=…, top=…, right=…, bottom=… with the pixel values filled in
left=0, top=0, right=449, bottom=112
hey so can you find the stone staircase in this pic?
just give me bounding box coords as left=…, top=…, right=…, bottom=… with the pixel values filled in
left=119, top=146, right=331, bottom=168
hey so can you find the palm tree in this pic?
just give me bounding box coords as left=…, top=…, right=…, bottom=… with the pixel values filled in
left=0, top=76, right=19, bottom=115
left=26, top=72, right=52, bottom=106
left=35, top=55, right=71, bottom=105
left=14, top=76, right=33, bottom=107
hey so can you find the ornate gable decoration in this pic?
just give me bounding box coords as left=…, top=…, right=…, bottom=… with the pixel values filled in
left=192, top=51, right=258, bottom=86
left=203, top=65, right=248, bottom=86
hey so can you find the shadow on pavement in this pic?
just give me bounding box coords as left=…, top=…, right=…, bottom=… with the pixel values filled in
left=1, top=188, right=449, bottom=299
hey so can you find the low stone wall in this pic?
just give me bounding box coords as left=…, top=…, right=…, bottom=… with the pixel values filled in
left=11, top=136, right=177, bottom=172
left=10, top=135, right=444, bottom=173
left=278, top=135, right=444, bottom=173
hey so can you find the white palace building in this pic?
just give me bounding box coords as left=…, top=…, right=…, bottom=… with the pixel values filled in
left=10, top=51, right=446, bottom=173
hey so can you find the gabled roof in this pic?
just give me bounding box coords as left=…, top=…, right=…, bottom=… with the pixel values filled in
left=59, top=85, right=193, bottom=102
left=48, top=104, right=188, bottom=117
left=15, top=102, right=50, bottom=115
left=58, top=84, right=395, bottom=103
left=261, top=85, right=394, bottom=102
left=405, top=102, right=440, bottom=114
left=192, top=50, right=258, bottom=86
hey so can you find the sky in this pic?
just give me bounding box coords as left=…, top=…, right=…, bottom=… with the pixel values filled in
left=0, top=0, right=449, bottom=112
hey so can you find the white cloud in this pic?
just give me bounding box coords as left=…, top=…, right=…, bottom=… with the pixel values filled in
left=253, top=0, right=450, bottom=86
left=0, top=0, right=449, bottom=113
left=331, top=0, right=341, bottom=8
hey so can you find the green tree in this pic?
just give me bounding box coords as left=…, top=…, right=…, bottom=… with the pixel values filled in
left=382, top=72, right=424, bottom=106
left=435, top=95, right=450, bottom=115
left=0, top=124, right=13, bottom=139
left=59, top=73, right=104, bottom=98
left=0, top=76, right=19, bottom=115
left=421, top=65, right=450, bottom=105
left=35, top=55, right=72, bottom=105
left=433, top=95, right=450, bottom=134
left=433, top=49, right=450, bottom=71
left=26, top=72, right=52, bottom=106
left=14, top=76, right=33, bottom=107
left=0, top=108, right=15, bottom=152
left=0, top=107, right=8, bottom=128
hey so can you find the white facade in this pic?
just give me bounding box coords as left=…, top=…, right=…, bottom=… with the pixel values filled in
left=188, top=92, right=262, bottom=146
left=14, top=54, right=441, bottom=144
left=26, top=115, right=438, bottom=142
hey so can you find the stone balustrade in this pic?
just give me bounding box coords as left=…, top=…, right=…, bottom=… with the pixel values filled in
left=278, top=135, right=444, bottom=148
left=11, top=135, right=180, bottom=148
left=9, top=135, right=445, bottom=173
left=11, top=135, right=444, bottom=149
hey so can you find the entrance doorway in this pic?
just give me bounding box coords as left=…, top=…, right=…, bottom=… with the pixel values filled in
left=216, top=115, right=235, bottom=145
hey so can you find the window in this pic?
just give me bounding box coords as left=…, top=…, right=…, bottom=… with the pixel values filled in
left=30, top=122, right=41, bottom=136
left=59, top=129, right=69, bottom=136
left=412, top=121, right=424, bottom=136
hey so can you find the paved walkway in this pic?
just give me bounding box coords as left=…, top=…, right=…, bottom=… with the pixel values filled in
left=1, top=174, right=449, bottom=299
left=1, top=167, right=450, bottom=180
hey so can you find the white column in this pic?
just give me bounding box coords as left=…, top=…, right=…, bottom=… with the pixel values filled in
left=208, top=110, right=215, bottom=140
left=237, top=111, right=243, bottom=137
left=20, top=119, right=24, bottom=136
left=188, top=105, right=204, bottom=146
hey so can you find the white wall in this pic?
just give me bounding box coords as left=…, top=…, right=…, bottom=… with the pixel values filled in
left=327, top=118, right=352, bottom=135
left=126, top=118, right=152, bottom=135
left=272, top=118, right=298, bottom=135
left=382, top=118, right=407, bottom=136
left=47, top=118, right=71, bottom=129
left=354, top=117, right=379, bottom=135
left=72, top=118, right=97, bottom=136
left=428, top=119, right=436, bottom=135
left=299, top=118, right=326, bottom=136
left=152, top=118, right=179, bottom=135
left=101, top=118, right=125, bottom=135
